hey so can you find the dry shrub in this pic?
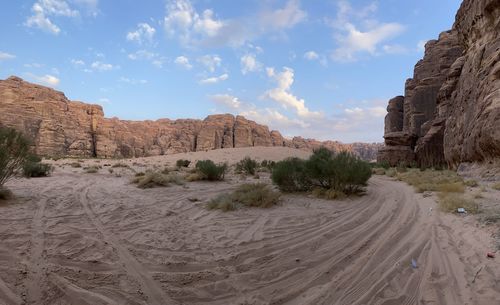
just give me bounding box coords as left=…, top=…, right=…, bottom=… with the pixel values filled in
left=464, top=180, right=478, bottom=187
left=0, top=187, right=12, bottom=200
left=372, top=168, right=385, bottom=175
left=436, top=182, right=465, bottom=193
left=312, top=187, right=347, bottom=200
left=207, top=183, right=280, bottom=211
left=70, top=162, right=82, bottom=168
left=492, top=182, right=500, bottom=191
left=131, top=172, right=184, bottom=188
left=385, top=168, right=397, bottom=177
left=85, top=166, right=99, bottom=173
left=397, top=169, right=463, bottom=193
left=438, top=193, right=479, bottom=214
left=112, top=162, right=129, bottom=168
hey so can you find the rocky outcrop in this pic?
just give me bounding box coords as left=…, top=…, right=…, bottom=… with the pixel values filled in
left=378, top=0, right=500, bottom=167
left=0, top=76, right=381, bottom=160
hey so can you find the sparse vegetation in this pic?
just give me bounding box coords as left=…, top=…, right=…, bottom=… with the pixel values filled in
left=0, top=127, right=30, bottom=187
left=176, top=159, right=191, bottom=168
left=438, top=193, right=479, bottom=214
left=235, top=157, right=258, bottom=175
left=396, top=169, right=464, bottom=193
left=207, top=183, right=280, bottom=211
left=195, top=160, right=227, bottom=181
left=22, top=155, right=52, bottom=178
left=464, top=180, right=478, bottom=187
left=0, top=187, right=12, bottom=200
left=112, top=162, right=129, bottom=168
left=131, top=171, right=184, bottom=188
left=492, top=182, right=500, bottom=191
left=372, top=168, right=386, bottom=175
left=70, top=162, right=82, bottom=168
left=271, top=148, right=371, bottom=197
left=85, top=166, right=100, bottom=173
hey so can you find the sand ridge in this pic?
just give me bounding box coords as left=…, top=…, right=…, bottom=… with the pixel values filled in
left=0, top=147, right=499, bottom=305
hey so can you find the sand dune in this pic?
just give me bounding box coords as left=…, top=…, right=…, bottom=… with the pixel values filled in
left=0, top=147, right=499, bottom=305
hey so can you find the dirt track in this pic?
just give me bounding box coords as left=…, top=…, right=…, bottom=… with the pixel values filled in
left=0, top=164, right=499, bottom=305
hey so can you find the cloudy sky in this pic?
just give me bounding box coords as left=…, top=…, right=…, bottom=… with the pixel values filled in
left=0, top=0, right=461, bottom=143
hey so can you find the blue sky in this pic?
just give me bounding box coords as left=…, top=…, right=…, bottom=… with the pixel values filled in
left=0, top=0, right=462, bottom=143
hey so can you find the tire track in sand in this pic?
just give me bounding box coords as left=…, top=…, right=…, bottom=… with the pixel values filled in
left=77, top=180, right=178, bottom=305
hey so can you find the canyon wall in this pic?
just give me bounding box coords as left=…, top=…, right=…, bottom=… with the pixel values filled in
left=0, top=76, right=380, bottom=159
left=378, top=0, right=500, bottom=167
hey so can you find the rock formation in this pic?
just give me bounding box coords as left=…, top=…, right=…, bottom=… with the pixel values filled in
left=378, top=0, right=500, bottom=167
left=0, top=76, right=381, bottom=160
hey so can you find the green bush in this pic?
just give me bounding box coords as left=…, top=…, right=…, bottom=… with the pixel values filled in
left=271, top=157, right=311, bottom=192
left=261, top=160, right=276, bottom=170
left=0, top=187, right=12, bottom=200
left=22, top=155, right=52, bottom=178
left=195, top=160, right=227, bottom=181
left=271, top=148, right=371, bottom=195
left=207, top=183, right=280, bottom=211
left=0, top=127, right=30, bottom=186
left=235, top=157, right=258, bottom=175
left=176, top=159, right=191, bottom=168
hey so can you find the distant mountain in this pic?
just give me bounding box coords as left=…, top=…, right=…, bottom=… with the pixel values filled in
left=0, top=76, right=381, bottom=160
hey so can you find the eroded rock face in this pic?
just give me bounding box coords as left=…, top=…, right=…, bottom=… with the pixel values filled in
left=379, top=0, right=500, bottom=167
left=0, top=76, right=382, bottom=160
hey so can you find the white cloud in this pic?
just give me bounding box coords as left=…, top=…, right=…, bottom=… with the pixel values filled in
left=241, top=108, right=309, bottom=129
left=197, top=55, right=221, bottom=72
left=210, top=94, right=241, bottom=109
left=382, top=44, right=408, bottom=54
left=265, top=67, right=323, bottom=119
left=25, top=0, right=81, bottom=34
left=0, top=52, right=16, bottom=60
left=163, top=0, right=306, bottom=48
left=174, top=55, right=192, bottom=69
left=417, top=40, right=427, bottom=52
left=127, top=50, right=165, bottom=67
left=240, top=54, right=262, bottom=74
left=126, top=23, right=156, bottom=45
left=70, top=59, right=85, bottom=66
left=119, top=77, right=147, bottom=85
left=91, top=61, right=118, bottom=71
left=303, top=51, right=319, bottom=60
left=330, top=1, right=405, bottom=62
left=199, top=73, right=228, bottom=85
left=164, top=0, right=224, bottom=45
left=26, top=73, right=60, bottom=86
left=259, top=0, right=307, bottom=30
left=98, top=97, right=110, bottom=104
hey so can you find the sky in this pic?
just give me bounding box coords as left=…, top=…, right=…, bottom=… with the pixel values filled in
left=0, top=0, right=462, bottom=143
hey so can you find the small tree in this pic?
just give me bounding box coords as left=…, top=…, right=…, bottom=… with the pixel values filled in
left=0, top=127, right=30, bottom=187
left=271, top=157, right=311, bottom=192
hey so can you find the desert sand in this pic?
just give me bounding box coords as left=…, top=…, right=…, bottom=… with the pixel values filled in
left=0, top=147, right=499, bottom=305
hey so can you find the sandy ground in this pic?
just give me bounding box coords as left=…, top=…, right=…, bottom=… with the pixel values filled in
left=0, top=147, right=499, bottom=305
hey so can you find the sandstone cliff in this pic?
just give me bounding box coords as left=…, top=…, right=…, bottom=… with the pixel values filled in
left=0, top=76, right=380, bottom=159
left=378, top=0, right=500, bottom=167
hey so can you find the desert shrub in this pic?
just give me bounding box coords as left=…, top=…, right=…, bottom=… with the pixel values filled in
left=385, top=168, right=397, bottom=177
left=85, top=166, right=99, bottom=173
left=305, top=149, right=371, bottom=194
left=135, top=172, right=145, bottom=177
left=397, top=169, right=463, bottom=193
left=312, top=187, right=347, bottom=200
left=372, top=168, right=385, bottom=175
left=207, top=183, right=280, bottom=211
left=185, top=172, right=204, bottom=182
left=436, top=182, right=465, bottom=193
left=112, top=162, right=129, bottom=168
left=492, top=182, right=500, bottom=191
left=464, top=180, right=478, bottom=187
left=438, top=193, right=479, bottom=214
left=271, top=157, right=311, bottom=192
left=261, top=160, right=276, bottom=171
left=70, top=162, right=82, bottom=168
left=22, top=155, right=52, bottom=177
left=370, top=161, right=390, bottom=169
left=176, top=159, right=191, bottom=168
left=0, top=187, right=12, bottom=200
left=131, top=171, right=184, bottom=188
left=0, top=127, right=30, bottom=186
left=195, top=160, right=227, bottom=181
left=235, top=157, right=258, bottom=175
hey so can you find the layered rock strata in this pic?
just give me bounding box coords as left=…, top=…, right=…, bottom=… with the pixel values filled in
left=378, top=0, right=500, bottom=167
left=0, top=76, right=381, bottom=159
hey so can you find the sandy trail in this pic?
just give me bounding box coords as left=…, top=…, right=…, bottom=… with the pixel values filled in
left=0, top=150, right=499, bottom=305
